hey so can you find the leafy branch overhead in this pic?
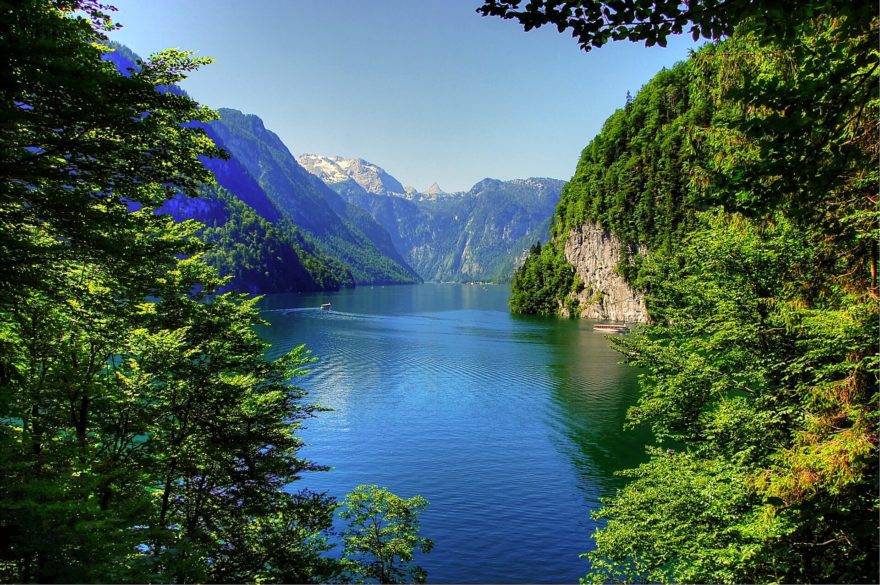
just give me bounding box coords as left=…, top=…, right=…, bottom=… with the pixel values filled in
left=478, top=0, right=866, bottom=49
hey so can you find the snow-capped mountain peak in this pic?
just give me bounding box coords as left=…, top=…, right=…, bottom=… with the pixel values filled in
left=297, top=154, right=406, bottom=197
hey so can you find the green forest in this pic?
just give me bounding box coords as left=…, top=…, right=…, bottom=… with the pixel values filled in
left=499, top=0, right=878, bottom=582
left=0, top=1, right=429, bottom=582
left=198, top=184, right=355, bottom=292
left=1, top=0, right=877, bottom=583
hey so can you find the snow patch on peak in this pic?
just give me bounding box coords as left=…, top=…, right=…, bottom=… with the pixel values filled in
left=298, top=154, right=351, bottom=184
left=297, top=154, right=407, bottom=197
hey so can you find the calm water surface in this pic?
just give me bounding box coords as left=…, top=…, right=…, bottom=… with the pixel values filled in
left=259, top=283, right=649, bottom=583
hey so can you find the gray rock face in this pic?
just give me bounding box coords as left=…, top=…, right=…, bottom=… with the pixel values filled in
left=423, top=182, right=446, bottom=197
left=562, top=222, right=648, bottom=323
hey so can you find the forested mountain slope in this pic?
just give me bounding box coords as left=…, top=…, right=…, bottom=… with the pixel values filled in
left=210, top=109, right=420, bottom=285
left=108, top=45, right=418, bottom=290
left=502, top=6, right=878, bottom=583
left=113, top=44, right=552, bottom=288
left=162, top=185, right=353, bottom=292
left=509, top=59, right=701, bottom=317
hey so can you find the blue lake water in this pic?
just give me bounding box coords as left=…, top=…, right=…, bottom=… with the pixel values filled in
left=258, top=283, right=649, bottom=583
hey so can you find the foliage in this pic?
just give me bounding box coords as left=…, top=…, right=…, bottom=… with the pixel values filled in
left=508, top=241, right=575, bottom=315
left=591, top=210, right=878, bottom=583
left=477, top=0, right=863, bottom=51
left=553, top=60, right=699, bottom=283
left=588, top=450, right=759, bottom=584
left=509, top=55, right=700, bottom=312
left=340, top=485, right=434, bottom=584
left=492, top=2, right=878, bottom=583
left=0, top=0, right=221, bottom=302
left=128, top=261, right=341, bottom=583
left=0, top=2, right=347, bottom=581
left=197, top=184, right=355, bottom=292
left=509, top=6, right=878, bottom=296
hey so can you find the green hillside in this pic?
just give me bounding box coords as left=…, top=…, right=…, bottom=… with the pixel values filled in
left=506, top=8, right=878, bottom=583
left=509, top=58, right=702, bottom=314
left=198, top=185, right=354, bottom=292
left=211, top=109, right=421, bottom=285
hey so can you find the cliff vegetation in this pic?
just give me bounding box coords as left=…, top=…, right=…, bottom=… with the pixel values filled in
left=495, top=1, right=878, bottom=582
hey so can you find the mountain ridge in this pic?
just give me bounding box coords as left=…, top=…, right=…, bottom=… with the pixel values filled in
left=298, top=154, right=565, bottom=283
left=210, top=108, right=421, bottom=285
left=105, top=44, right=420, bottom=291
left=106, top=43, right=558, bottom=290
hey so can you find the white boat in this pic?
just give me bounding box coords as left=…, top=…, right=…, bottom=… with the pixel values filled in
left=593, top=323, right=630, bottom=333
left=320, top=302, right=331, bottom=310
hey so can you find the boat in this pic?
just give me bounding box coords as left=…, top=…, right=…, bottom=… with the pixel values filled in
left=320, top=302, right=331, bottom=310
left=593, top=323, right=630, bottom=333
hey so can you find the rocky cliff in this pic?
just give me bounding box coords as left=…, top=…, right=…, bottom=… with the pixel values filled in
left=561, top=222, right=648, bottom=322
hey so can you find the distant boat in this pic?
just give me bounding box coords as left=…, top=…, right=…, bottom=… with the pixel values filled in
left=593, top=323, right=630, bottom=333
left=320, top=302, right=331, bottom=310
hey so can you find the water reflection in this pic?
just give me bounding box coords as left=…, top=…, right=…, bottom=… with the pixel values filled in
left=532, top=317, right=651, bottom=495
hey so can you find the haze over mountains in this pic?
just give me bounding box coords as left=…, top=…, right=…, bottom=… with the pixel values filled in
left=300, top=154, right=564, bottom=282
left=191, top=106, right=565, bottom=289
left=109, top=45, right=563, bottom=292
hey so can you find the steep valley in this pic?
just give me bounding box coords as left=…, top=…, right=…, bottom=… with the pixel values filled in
left=299, top=155, right=564, bottom=283
left=109, top=44, right=566, bottom=293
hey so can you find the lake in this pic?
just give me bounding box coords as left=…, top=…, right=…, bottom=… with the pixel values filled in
left=258, top=283, right=649, bottom=583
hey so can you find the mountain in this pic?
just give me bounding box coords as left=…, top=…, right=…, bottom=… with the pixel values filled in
left=162, top=185, right=354, bottom=293
left=208, top=110, right=420, bottom=285
left=106, top=43, right=360, bottom=293
left=423, top=182, right=447, bottom=198
left=298, top=155, right=564, bottom=283
left=422, top=177, right=563, bottom=282
left=299, top=154, right=406, bottom=197
left=107, top=44, right=420, bottom=291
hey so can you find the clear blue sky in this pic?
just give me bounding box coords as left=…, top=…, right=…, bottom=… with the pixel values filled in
left=109, top=0, right=700, bottom=193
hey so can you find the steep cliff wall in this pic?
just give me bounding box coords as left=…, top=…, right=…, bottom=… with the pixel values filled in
left=561, top=222, right=648, bottom=322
